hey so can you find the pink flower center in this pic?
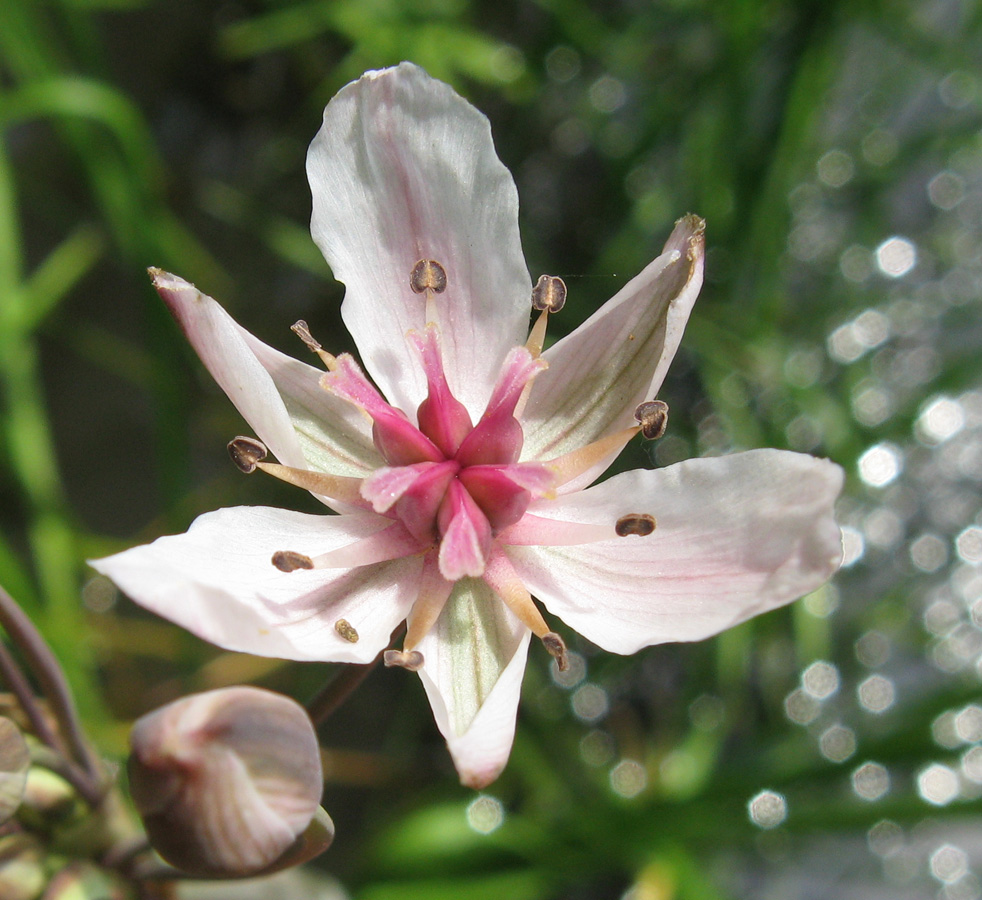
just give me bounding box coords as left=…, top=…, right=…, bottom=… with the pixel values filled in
left=323, top=325, right=554, bottom=581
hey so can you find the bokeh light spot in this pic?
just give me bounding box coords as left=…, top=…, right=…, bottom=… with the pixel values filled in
left=748, top=790, right=787, bottom=829
left=852, top=762, right=890, bottom=800
left=956, top=526, right=982, bottom=564
left=609, top=759, right=647, bottom=798
left=466, top=795, right=504, bottom=834
left=917, top=763, right=960, bottom=805
left=820, top=724, right=857, bottom=762
left=858, top=443, right=903, bottom=487
left=572, top=683, right=609, bottom=723
left=875, top=236, right=917, bottom=277
left=910, top=534, right=949, bottom=573
left=857, top=675, right=895, bottom=713
left=930, top=844, right=969, bottom=884
left=802, top=660, right=840, bottom=700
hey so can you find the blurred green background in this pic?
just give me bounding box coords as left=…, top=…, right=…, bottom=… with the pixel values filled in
left=3, top=0, right=982, bottom=897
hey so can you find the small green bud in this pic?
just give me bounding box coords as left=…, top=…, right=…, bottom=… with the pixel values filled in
left=0, top=717, right=29, bottom=824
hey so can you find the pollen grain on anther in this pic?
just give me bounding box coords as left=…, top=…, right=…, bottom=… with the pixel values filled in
left=228, top=436, right=268, bottom=473
left=634, top=400, right=669, bottom=440
left=615, top=514, right=657, bottom=537
left=410, top=259, right=447, bottom=294
left=531, top=274, right=567, bottom=313
left=291, top=319, right=337, bottom=369
left=542, top=631, right=569, bottom=671
left=271, top=550, right=315, bottom=572
left=335, top=619, right=359, bottom=643
left=383, top=649, right=424, bottom=671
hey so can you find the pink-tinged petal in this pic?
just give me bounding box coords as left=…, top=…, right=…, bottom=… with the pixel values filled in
left=456, top=348, right=546, bottom=467
left=153, top=270, right=307, bottom=471
left=508, top=450, right=843, bottom=654
left=520, top=215, right=705, bottom=489
left=415, top=579, right=531, bottom=788
left=323, top=355, right=442, bottom=465
left=437, top=481, right=492, bottom=580
left=306, top=63, right=531, bottom=418
left=90, top=507, right=420, bottom=664
left=458, top=466, right=532, bottom=532
left=410, top=327, right=473, bottom=456
left=361, top=462, right=444, bottom=513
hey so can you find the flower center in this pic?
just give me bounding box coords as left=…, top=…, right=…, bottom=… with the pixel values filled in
left=233, top=259, right=665, bottom=671
left=326, top=323, right=552, bottom=581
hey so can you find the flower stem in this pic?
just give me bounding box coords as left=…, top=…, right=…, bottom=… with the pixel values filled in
left=0, top=583, right=104, bottom=803
left=306, top=623, right=406, bottom=726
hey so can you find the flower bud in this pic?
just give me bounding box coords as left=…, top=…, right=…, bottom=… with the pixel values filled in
left=128, top=687, right=325, bottom=877
left=0, top=717, right=30, bottom=825
left=0, top=836, right=45, bottom=900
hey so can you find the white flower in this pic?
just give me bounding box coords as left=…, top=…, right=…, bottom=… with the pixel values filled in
left=93, top=63, right=843, bottom=788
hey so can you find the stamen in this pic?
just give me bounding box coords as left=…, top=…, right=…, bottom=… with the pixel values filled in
left=531, top=274, right=566, bottom=313
left=635, top=400, right=669, bottom=440
left=615, top=513, right=656, bottom=537
left=542, top=631, right=569, bottom=672
left=384, top=649, right=425, bottom=671
left=410, top=259, right=447, bottom=294
left=254, top=459, right=366, bottom=506
left=543, top=426, right=641, bottom=487
left=525, top=309, right=549, bottom=359
left=483, top=552, right=570, bottom=668
left=291, top=320, right=337, bottom=370
left=228, top=436, right=267, bottom=473
left=410, top=259, right=448, bottom=325
left=482, top=550, right=551, bottom=638
left=272, top=551, right=314, bottom=572
left=229, top=437, right=366, bottom=505
left=334, top=619, right=359, bottom=643
left=404, top=553, right=454, bottom=650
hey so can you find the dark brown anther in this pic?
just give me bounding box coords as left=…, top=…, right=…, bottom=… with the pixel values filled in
left=410, top=259, right=447, bottom=294
left=271, top=551, right=314, bottom=572
left=531, top=274, right=567, bottom=313
left=615, top=514, right=657, bottom=537
left=542, top=631, right=569, bottom=672
left=291, top=320, right=322, bottom=352
left=383, top=649, right=424, bottom=671
left=228, top=436, right=268, bottom=473
left=634, top=400, right=669, bottom=440
left=334, top=619, right=359, bottom=643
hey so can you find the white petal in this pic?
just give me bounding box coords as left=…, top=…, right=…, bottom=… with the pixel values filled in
left=521, top=215, right=705, bottom=489
left=508, top=450, right=843, bottom=654
left=307, top=63, right=531, bottom=418
left=415, top=579, right=531, bottom=788
left=91, top=507, right=420, bottom=664
left=154, top=270, right=306, bottom=470
left=155, top=270, right=379, bottom=482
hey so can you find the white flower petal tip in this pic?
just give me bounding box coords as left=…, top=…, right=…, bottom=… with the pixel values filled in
left=416, top=582, right=531, bottom=789
left=520, top=214, right=705, bottom=483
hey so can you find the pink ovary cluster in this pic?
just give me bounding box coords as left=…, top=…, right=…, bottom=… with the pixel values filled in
left=330, top=324, right=553, bottom=584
